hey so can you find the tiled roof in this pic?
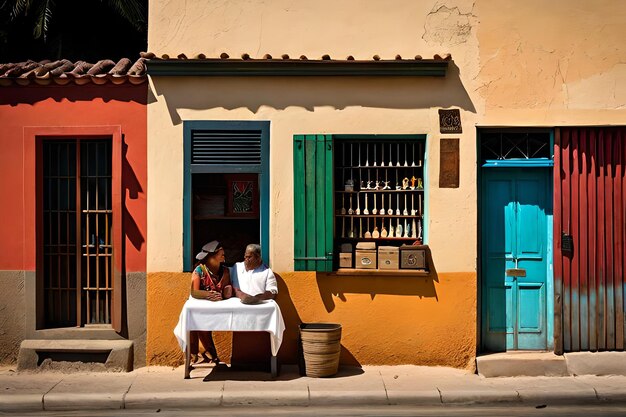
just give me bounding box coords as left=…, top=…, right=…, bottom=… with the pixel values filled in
left=0, top=58, right=147, bottom=87
left=142, top=51, right=452, bottom=61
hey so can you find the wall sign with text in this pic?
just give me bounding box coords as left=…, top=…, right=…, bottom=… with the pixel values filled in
left=438, top=109, right=462, bottom=134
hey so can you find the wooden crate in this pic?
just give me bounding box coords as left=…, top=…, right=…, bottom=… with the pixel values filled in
left=339, top=252, right=353, bottom=268
left=400, top=245, right=426, bottom=269
left=378, top=246, right=399, bottom=270
left=355, top=250, right=377, bottom=269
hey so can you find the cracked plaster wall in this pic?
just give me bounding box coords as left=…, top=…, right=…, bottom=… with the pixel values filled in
left=476, top=0, right=626, bottom=124
left=150, top=0, right=458, bottom=60
left=423, top=4, right=474, bottom=46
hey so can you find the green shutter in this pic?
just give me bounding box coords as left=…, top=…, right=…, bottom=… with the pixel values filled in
left=293, top=135, right=334, bottom=271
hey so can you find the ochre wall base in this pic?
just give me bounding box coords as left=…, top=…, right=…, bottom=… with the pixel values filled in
left=147, top=271, right=477, bottom=369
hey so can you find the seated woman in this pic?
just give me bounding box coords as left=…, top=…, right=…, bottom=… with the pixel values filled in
left=189, top=240, right=233, bottom=364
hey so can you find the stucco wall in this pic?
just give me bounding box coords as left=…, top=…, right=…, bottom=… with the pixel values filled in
left=0, top=85, right=148, bottom=364
left=0, top=271, right=25, bottom=364
left=147, top=0, right=626, bottom=274
left=476, top=0, right=626, bottom=121
left=147, top=75, right=478, bottom=273
left=149, top=0, right=477, bottom=64
left=145, top=0, right=626, bottom=366
left=0, top=85, right=148, bottom=272
left=148, top=271, right=476, bottom=369
left=147, top=0, right=481, bottom=273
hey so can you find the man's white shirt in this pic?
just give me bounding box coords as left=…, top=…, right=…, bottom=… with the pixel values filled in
left=232, top=262, right=278, bottom=296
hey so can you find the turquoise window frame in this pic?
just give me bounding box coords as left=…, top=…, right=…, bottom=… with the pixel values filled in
left=183, top=121, right=270, bottom=272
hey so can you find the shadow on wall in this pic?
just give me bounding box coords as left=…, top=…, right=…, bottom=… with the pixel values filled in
left=276, top=272, right=362, bottom=369
left=231, top=273, right=302, bottom=366
left=274, top=273, right=303, bottom=364
left=150, top=62, right=475, bottom=125
left=122, top=140, right=145, bottom=252
left=231, top=273, right=364, bottom=368
left=317, top=247, right=440, bottom=312
left=0, top=84, right=147, bottom=106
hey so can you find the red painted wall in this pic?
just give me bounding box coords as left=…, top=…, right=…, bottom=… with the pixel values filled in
left=0, top=84, right=147, bottom=272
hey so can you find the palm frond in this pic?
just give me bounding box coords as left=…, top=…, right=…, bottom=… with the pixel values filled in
left=11, top=0, right=32, bottom=18
left=32, top=0, right=53, bottom=41
left=103, top=0, right=146, bottom=32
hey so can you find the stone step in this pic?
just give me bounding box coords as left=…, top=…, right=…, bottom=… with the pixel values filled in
left=476, top=352, right=568, bottom=377
left=18, top=339, right=133, bottom=372
left=565, top=352, right=626, bottom=376
left=477, top=351, right=626, bottom=377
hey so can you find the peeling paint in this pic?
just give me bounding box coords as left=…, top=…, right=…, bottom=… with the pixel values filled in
left=423, top=4, right=475, bottom=45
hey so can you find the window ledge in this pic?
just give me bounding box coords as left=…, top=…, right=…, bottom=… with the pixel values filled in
left=334, top=268, right=430, bottom=277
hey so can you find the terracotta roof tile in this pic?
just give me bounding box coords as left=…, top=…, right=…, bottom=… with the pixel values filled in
left=143, top=52, right=452, bottom=77
left=142, top=52, right=452, bottom=62
left=0, top=57, right=147, bottom=87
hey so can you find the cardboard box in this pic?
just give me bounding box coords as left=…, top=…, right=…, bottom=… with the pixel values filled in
left=339, top=252, right=353, bottom=268
left=378, top=246, right=399, bottom=270
left=400, top=245, right=426, bottom=269
left=355, top=242, right=376, bottom=250
left=355, top=249, right=377, bottom=269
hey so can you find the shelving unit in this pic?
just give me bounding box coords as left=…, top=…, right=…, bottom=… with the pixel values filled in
left=334, top=140, right=427, bottom=272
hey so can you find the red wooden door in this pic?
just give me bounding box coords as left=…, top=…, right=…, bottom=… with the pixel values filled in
left=554, top=127, right=626, bottom=353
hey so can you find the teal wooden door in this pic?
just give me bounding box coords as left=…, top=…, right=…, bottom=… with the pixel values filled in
left=481, top=168, right=550, bottom=351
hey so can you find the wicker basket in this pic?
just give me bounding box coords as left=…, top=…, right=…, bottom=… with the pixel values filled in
left=300, top=323, right=342, bottom=377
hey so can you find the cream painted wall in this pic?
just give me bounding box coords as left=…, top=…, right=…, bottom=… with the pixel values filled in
left=148, top=0, right=476, bottom=61
left=147, top=0, right=480, bottom=273
left=147, top=75, right=478, bottom=272
left=476, top=0, right=626, bottom=123
left=147, top=0, right=626, bottom=273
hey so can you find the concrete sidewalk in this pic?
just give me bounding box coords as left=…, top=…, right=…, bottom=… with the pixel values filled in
left=1, top=364, right=626, bottom=412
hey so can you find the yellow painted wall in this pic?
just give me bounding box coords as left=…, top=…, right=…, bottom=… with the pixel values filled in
left=148, top=270, right=476, bottom=369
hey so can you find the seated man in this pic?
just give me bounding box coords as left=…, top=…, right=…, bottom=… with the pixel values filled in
left=232, top=243, right=278, bottom=304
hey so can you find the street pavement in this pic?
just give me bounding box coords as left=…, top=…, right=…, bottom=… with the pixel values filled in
left=1, top=363, right=626, bottom=413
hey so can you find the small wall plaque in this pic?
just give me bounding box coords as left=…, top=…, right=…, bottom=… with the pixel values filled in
left=439, top=109, right=462, bottom=134
left=439, top=138, right=459, bottom=188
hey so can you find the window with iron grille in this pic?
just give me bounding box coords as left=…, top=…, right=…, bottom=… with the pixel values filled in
left=42, top=139, right=113, bottom=328
left=479, top=130, right=552, bottom=165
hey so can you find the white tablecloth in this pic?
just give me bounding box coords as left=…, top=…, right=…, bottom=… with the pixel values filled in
left=173, top=297, right=286, bottom=356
